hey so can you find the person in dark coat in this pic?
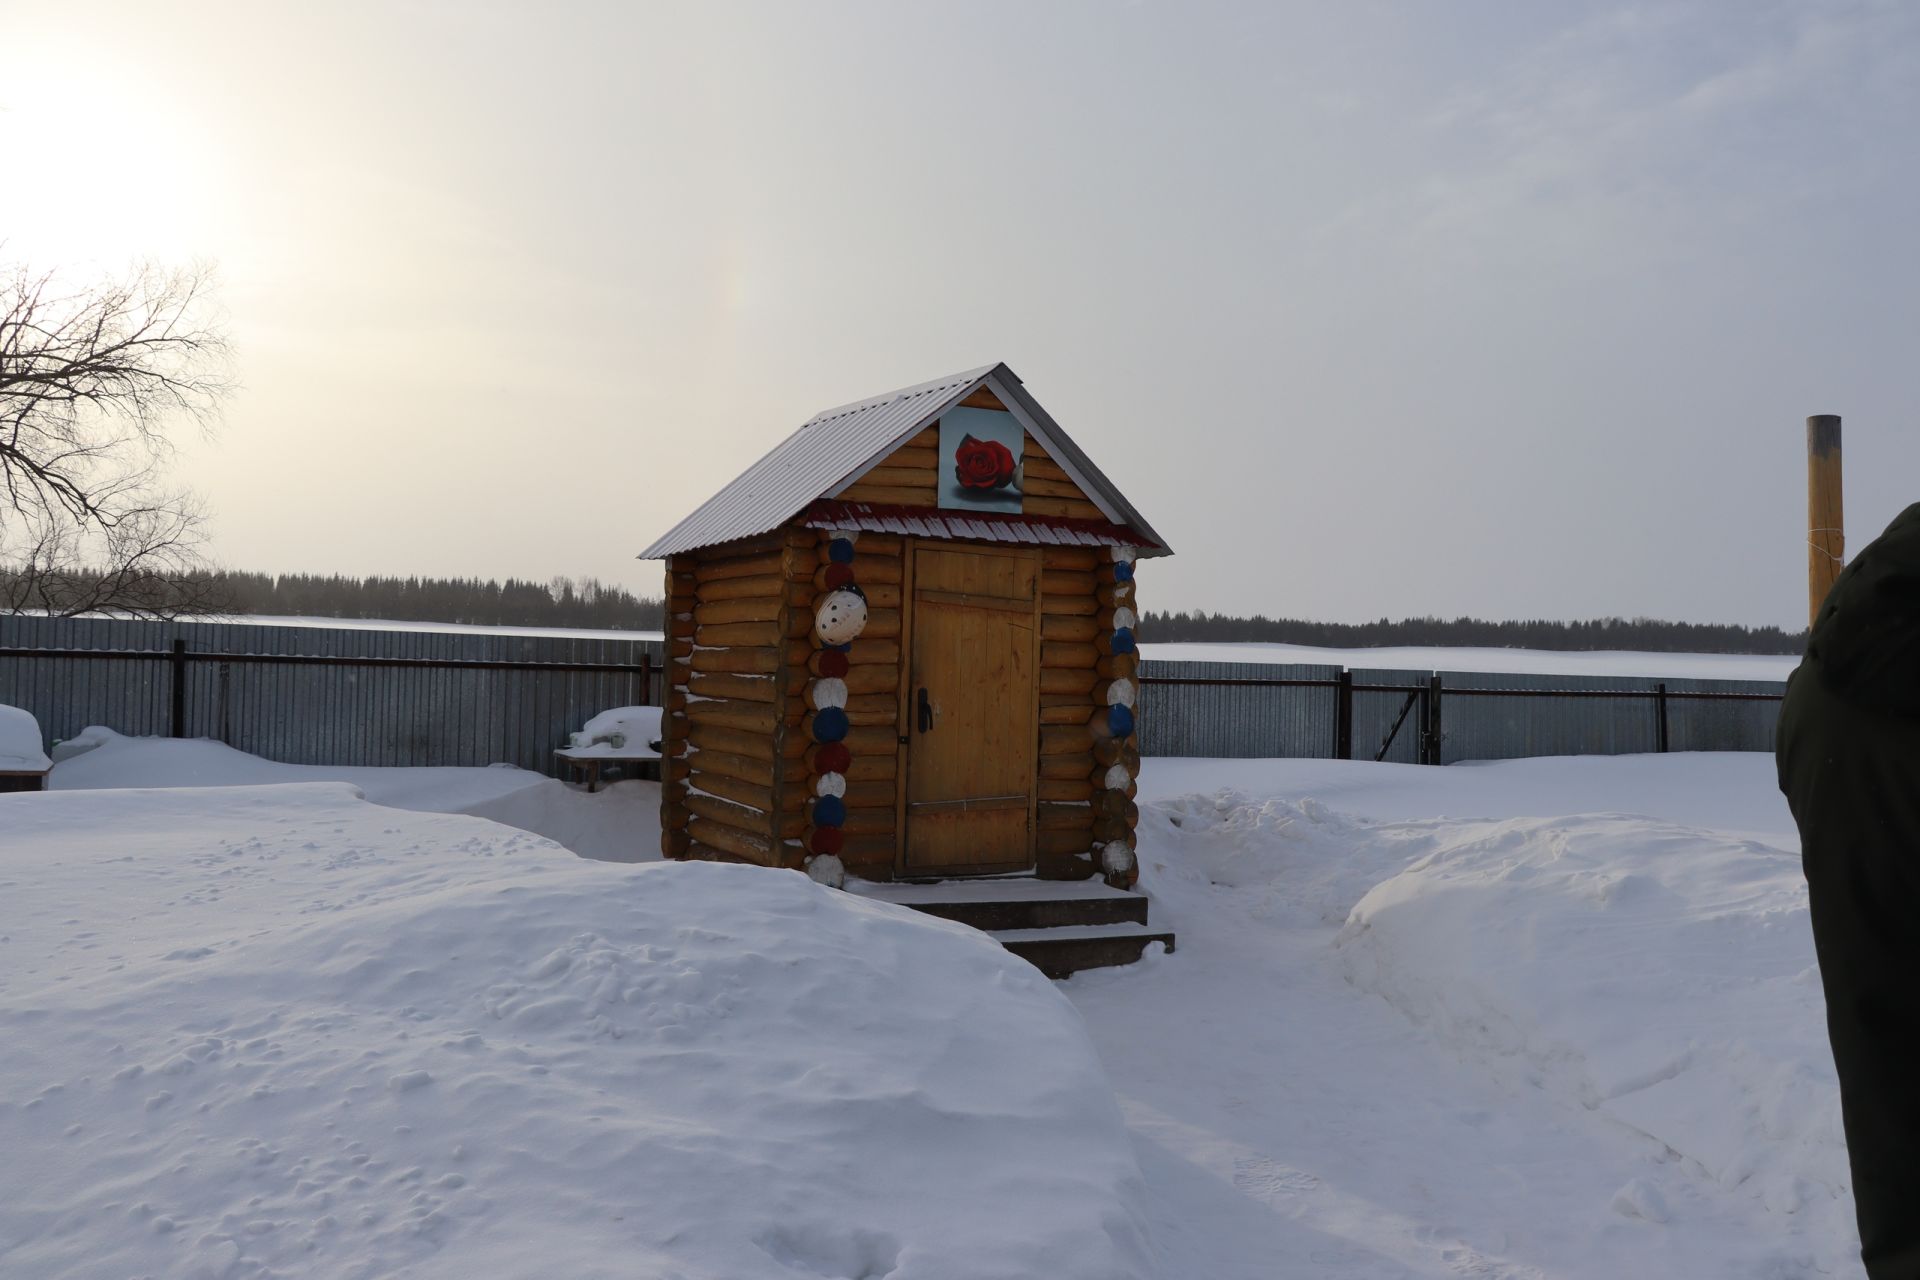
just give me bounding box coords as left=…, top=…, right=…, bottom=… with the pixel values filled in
left=1778, top=502, right=1920, bottom=1279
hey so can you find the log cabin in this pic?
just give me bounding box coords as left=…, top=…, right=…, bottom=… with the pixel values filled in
left=638, top=363, right=1172, bottom=942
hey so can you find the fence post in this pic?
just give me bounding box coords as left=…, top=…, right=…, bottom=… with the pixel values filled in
left=1422, top=674, right=1444, bottom=765
left=1416, top=681, right=1431, bottom=764
left=1655, top=682, right=1670, bottom=753
left=170, top=639, right=187, bottom=738
left=641, top=650, right=653, bottom=706
left=1334, top=669, right=1353, bottom=760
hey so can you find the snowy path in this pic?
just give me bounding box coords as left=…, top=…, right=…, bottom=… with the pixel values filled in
left=1066, top=756, right=1847, bottom=1280
left=1068, top=906, right=1821, bottom=1278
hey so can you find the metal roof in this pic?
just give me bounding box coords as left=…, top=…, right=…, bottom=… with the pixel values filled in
left=638, top=363, right=1171, bottom=560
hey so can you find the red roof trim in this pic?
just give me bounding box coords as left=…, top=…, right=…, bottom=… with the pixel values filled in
left=802, top=500, right=1158, bottom=548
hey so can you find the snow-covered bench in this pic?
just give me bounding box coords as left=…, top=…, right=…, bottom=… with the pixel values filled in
left=1, top=704, right=52, bottom=794
left=554, top=705, right=663, bottom=792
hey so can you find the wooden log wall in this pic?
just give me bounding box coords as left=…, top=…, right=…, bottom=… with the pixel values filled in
left=658, top=553, right=695, bottom=858
left=837, top=428, right=939, bottom=507
left=1033, top=543, right=1130, bottom=880
left=1088, top=548, right=1142, bottom=887
left=796, top=529, right=907, bottom=879
left=1021, top=438, right=1106, bottom=522
left=660, top=528, right=816, bottom=867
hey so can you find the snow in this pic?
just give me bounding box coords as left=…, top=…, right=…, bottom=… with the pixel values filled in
left=207, top=614, right=666, bottom=642
left=1338, top=814, right=1840, bottom=1220
left=1, top=703, right=51, bottom=772
left=1060, top=751, right=1852, bottom=1279
left=558, top=705, right=663, bottom=760
left=1141, top=640, right=1799, bottom=681
left=3, top=725, right=1855, bottom=1275
left=0, top=784, right=1151, bottom=1279
left=48, top=726, right=660, bottom=864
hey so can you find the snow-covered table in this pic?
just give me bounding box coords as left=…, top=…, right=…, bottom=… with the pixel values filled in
left=0, top=704, right=52, bottom=793
left=554, top=705, right=663, bottom=792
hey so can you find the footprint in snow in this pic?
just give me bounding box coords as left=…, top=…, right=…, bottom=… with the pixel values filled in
left=1442, top=1245, right=1547, bottom=1278
left=1231, top=1154, right=1321, bottom=1201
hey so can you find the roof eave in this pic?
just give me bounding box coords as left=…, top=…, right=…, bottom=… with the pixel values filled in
left=636, top=360, right=1174, bottom=562
left=634, top=419, right=814, bottom=561
left=984, top=365, right=1174, bottom=557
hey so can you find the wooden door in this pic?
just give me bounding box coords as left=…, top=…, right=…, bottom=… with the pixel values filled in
left=899, top=543, right=1040, bottom=877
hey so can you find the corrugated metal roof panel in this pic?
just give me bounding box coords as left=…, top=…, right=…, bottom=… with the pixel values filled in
left=638, top=366, right=993, bottom=560
left=638, top=362, right=1173, bottom=559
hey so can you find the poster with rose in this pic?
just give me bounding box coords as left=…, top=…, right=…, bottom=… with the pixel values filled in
left=937, top=407, right=1024, bottom=514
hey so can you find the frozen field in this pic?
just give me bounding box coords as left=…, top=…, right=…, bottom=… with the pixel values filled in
left=201, top=617, right=1799, bottom=682
left=1139, top=641, right=1799, bottom=682
left=2, top=737, right=1845, bottom=1277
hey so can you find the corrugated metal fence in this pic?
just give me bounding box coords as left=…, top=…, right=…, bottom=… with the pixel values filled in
left=2, top=617, right=1786, bottom=772
left=0, top=616, right=660, bottom=776
left=1138, top=659, right=1788, bottom=762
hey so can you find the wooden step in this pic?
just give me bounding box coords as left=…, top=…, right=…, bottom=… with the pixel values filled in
left=990, top=924, right=1177, bottom=979
left=858, top=878, right=1148, bottom=931
left=851, top=877, right=1174, bottom=977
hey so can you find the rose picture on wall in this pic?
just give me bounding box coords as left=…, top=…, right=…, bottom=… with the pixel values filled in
left=954, top=435, right=1016, bottom=490
left=937, top=407, right=1024, bottom=514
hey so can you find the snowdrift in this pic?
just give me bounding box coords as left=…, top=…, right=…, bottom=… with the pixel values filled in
left=1, top=703, right=50, bottom=772
left=1143, top=788, right=1422, bottom=927
left=47, top=726, right=660, bottom=863
left=1144, top=780, right=1844, bottom=1221
left=1333, top=814, right=1846, bottom=1223
left=0, top=785, right=1151, bottom=1279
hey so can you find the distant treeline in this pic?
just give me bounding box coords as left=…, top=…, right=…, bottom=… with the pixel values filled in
left=1139, top=611, right=1808, bottom=654
left=4, top=561, right=1808, bottom=653
left=210, top=571, right=665, bottom=630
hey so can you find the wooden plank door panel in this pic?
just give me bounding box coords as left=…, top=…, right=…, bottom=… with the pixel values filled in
left=901, top=544, right=1039, bottom=876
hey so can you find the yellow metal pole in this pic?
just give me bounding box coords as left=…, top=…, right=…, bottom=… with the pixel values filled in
left=1808, top=414, right=1844, bottom=627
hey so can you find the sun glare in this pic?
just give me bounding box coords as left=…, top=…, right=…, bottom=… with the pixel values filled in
left=0, top=54, right=214, bottom=268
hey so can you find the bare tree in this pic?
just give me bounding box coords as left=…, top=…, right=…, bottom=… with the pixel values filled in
left=0, top=259, right=233, bottom=617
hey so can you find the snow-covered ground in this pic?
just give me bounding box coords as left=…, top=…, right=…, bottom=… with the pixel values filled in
left=48, top=726, right=659, bottom=864
left=1074, top=752, right=1845, bottom=1279
left=1140, top=641, right=1799, bottom=681
left=0, top=784, right=1149, bottom=1280
left=205, top=614, right=667, bottom=642
left=3, top=736, right=1847, bottom=1277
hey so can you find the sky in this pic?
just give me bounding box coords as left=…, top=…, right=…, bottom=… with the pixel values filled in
left=4, top=0, right=1916, bottom=629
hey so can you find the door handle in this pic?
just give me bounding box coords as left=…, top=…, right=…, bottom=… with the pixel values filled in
left=917, top=687, right=933, bottom=733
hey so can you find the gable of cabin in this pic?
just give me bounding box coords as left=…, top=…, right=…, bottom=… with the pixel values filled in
left=834, top=386, right=1108, bottom=523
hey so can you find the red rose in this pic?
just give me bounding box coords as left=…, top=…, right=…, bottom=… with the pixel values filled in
left=953, top=434, right=1017, bottom=490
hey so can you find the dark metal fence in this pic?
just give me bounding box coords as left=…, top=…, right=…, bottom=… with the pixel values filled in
left=0, top=616, right=659, bottom=776
left=3, top=617, right=1789, bottom=773
left=1137, top=659, right=1788, bottom=762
